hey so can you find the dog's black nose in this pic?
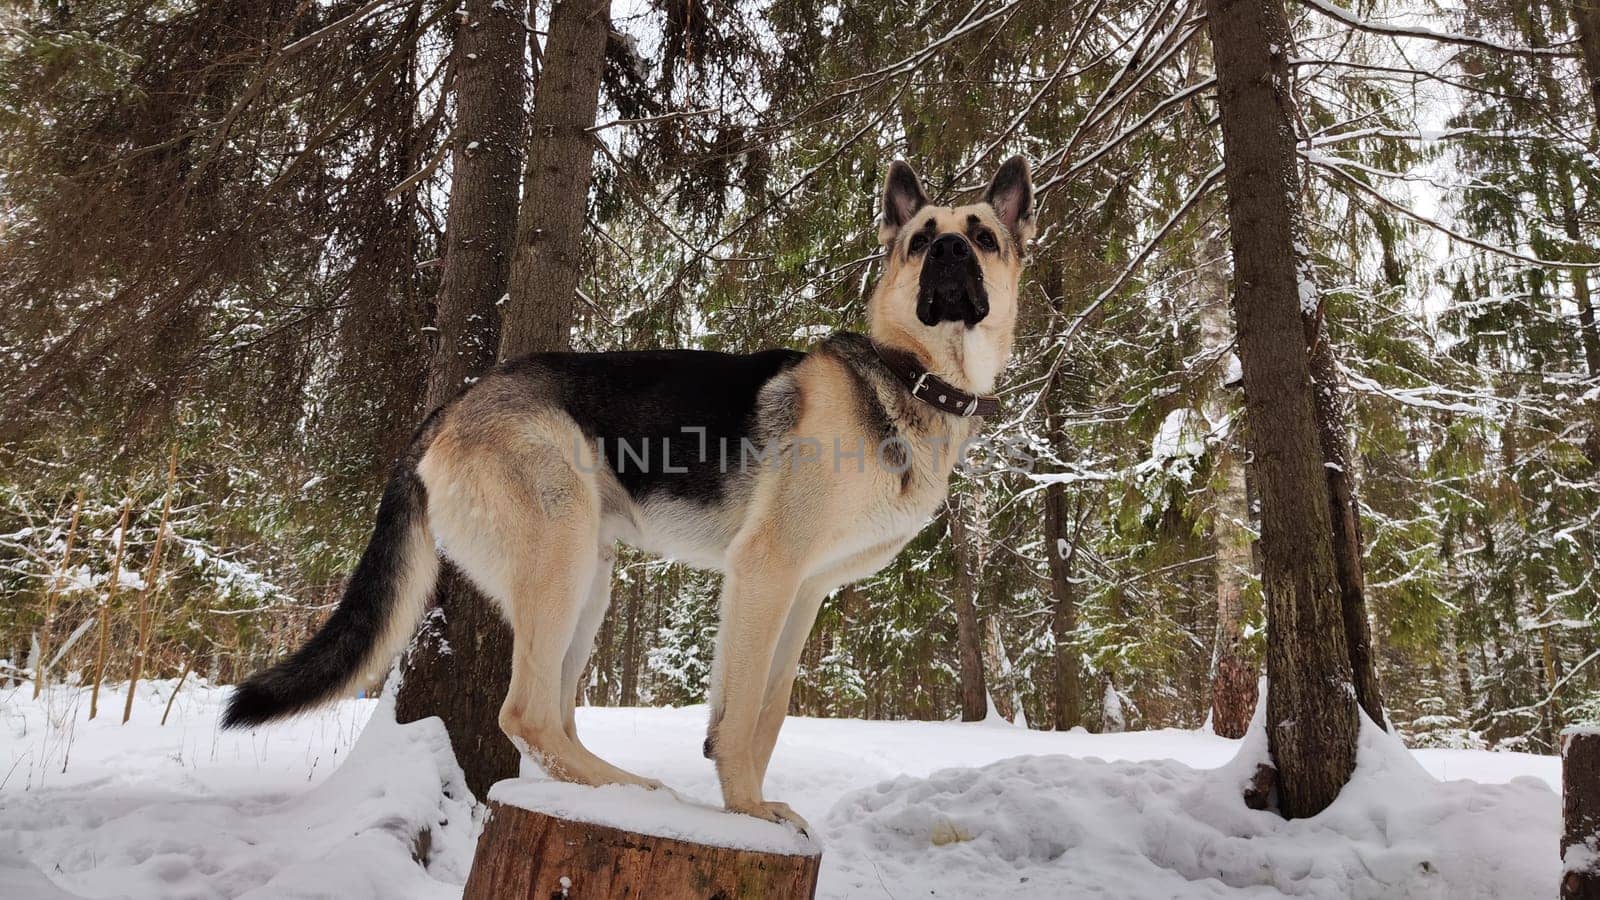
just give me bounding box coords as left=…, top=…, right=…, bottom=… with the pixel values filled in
left=927, top=233, right=970, bottom=263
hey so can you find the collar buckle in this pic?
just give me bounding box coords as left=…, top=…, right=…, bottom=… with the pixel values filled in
left=871, top=338, right=1000, bottom=418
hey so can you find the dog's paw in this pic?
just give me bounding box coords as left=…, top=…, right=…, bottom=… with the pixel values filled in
left=729, top=799, right=811, bottom=834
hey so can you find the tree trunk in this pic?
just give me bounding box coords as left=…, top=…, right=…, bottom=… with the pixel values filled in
left=1543, top=625, right=1568, bottom=744
left=1039, top=260, right=1086, bottom=731
left=1561, top=188, right=1600, bottom=379
left=400, top=0, right=609, bottom=799
left=464, top=801, right=821, bottom=899
left=1575, top=267, right=1600, bottom=381
left=946, top=495, right=990, bottom=723
left=393, top=0, right=528, bottom=801
left=1453, top=621, right=1476, bottom=714
left=1206, top=0, right=1360, bottom=818
left=1306, top=333, right=1386, bottom=730
left=1198, top=223, right=1259, bottom=739
left=89, top=502, right=131, bottom=721
left=619, top=573, right=643, bottom=706
left=982, top=616, right=1020, bottom=723
left=1574, top=0, right=1600, bottom=145
left=1564, top=730, right=1600, bottom=900
left=125, top=444, right=180, bottom=724
left=421, top=0, right=525, bottom=404
left=1044, top=481, right=1085, bottom=730
left=500, top=0, right=610, bottom=358
left=1210, top=439, right=1258, bottom=738
left=34, top=488, right=83, bottom=698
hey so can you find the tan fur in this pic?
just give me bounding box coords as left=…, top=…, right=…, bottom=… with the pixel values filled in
left=870, top=202, right=1027, bottom=396
left=412, top=159, right=1032, bottom=829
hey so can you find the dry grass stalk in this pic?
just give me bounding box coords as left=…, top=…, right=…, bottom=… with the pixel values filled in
left=88, top=501, right=131, bottom=720
left=34, top=489, right=85, bottom=699
left=123, top=444, right=179, bottom=724
left=160, top=656, right=194, bottom=726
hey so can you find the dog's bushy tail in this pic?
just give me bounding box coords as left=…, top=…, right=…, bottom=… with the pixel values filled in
left=222, top=460, right=438, bottom=728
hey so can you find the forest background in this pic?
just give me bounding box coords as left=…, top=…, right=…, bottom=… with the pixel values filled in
left=1, top=0, right=1596, bottom=757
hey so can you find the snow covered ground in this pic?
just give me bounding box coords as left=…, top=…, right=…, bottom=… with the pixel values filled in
left=1, top=678, right=1562, bottom=899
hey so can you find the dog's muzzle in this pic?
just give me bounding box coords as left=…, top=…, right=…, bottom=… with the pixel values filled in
left=917, top=234, right=989, bottom=328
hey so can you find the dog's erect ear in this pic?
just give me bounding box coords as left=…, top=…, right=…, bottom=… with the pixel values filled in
left=985, top=155, right=1035, bottom=245
left=879, top=160, right=929, bottom=245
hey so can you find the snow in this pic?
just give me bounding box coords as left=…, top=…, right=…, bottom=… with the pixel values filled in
left=1, top=680, right=1562, bottom=899
left=1102, top=680, right=1126, bottom=733
left=490, top=781, right=817, bottom=855
left=1223, top=352, right=1243, bottom=387
left=825, top=711, right=1558, bottom=899
left=1151, top=408, right=1203, bottom=462
left=1299, top=0, right=1572, bottom=58
left=2, top=680, right=473, bottom=900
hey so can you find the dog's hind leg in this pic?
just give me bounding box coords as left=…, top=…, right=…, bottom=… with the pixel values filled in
left=558, top=547, right=663, bottom=788
left=419, top=411, right=651, bottom=788
left=562, top=546, right=614, bottom=741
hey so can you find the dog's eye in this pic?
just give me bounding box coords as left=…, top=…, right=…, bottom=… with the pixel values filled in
left=975, top=229, right=999, bottom=252
left=909, top=233, right=930, bottom=253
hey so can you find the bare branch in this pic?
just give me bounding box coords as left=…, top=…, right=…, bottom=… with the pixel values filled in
left=587, top=108, right=719, bottom=133
left=1064, top=164, right=1224, bottom=344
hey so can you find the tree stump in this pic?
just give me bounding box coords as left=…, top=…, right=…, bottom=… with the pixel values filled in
left=1564, top=729, right=1600, bottom=900
left=464, top=788, right=821, bottom=900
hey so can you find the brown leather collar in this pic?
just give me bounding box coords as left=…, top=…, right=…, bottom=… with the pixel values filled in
left=872, top=342, right=1001, bottom=418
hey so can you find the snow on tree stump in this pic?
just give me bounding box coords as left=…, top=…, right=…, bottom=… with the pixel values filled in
left=1564, top=729, right=1600, bottom=900
left=463, top=780, right=821, bottom=900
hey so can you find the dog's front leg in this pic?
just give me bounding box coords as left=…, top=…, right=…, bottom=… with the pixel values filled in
left=708, top=542, right=807, bottom=830
left=749, top=581, right=828, bottom=789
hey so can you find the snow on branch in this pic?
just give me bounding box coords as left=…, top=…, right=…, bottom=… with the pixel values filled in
left=1297, top=0, right=1579, bottom=58
left=1038, top=77, right=1215, bottom=196
left=1034, top=0, right=1196, bottom=183
left=1342, top=369, right=1500, bottom=415
left=1307, top=127, right=1596, bottom=162
left=588, top=108, right=719, bottom=133
left=1305, top=154, right=1600, bottom=271
left=837, top=0, right=1025, bottom=86
left=1063, top=164, right=1225, bottom=344
left=949, top=0, right=1114, bottom=190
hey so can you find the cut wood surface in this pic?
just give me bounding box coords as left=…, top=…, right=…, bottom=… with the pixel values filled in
left=463, top=800, right=821, bottom=900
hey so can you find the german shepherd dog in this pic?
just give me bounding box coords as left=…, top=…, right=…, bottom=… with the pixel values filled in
left=225, top=157, right=1035, bottom=829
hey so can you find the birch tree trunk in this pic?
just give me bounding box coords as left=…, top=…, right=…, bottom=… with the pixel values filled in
left=1210, top=440, right=1258, bottom=738
left=1205, top=0, right=1360, bottom=817
left=983, top=616, right=1023, bottom=723
left=393, top=0, right=528, bottom=800
left=1198, top=224, right=1258, bottom=739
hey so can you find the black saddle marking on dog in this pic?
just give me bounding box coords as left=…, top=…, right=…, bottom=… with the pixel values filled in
left=502, top=347, right=805, bottom=506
